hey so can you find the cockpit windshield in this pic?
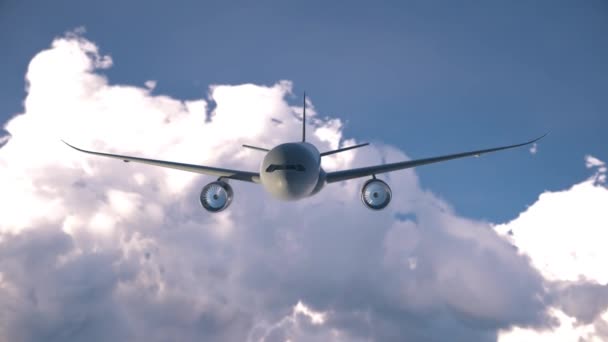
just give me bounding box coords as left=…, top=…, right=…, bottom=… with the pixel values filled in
left=265, top=164, right=306, bottom=172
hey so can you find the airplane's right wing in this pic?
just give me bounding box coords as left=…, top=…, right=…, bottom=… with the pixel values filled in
left=325, top=134, right=547, bottom=183
left=63, top=141, right=260, bottom=183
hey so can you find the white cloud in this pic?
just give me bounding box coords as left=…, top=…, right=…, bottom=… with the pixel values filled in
left=144, top=80, right=157, bottom=90
left=0, top=30, right=605, bottom=341
left=248, top=301, right=335, bottom=342
left=529, top=142, right=538, bottom=154
left=585, top=155, right=605, bottom=168
left=586, top=155, right=606, bottom=184
left=495, top=180, right=608, bottom=283
left=496, top=156, right=608, bottom=341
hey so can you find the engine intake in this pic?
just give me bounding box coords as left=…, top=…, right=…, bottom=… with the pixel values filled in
left=361, top=178, right=392, bottom=210
left=200, top=180, right=233, bottom=212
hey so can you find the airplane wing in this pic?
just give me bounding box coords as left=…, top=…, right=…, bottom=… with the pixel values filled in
left=325, top=134, right=547, bottom=183
left=63, top=141, right=260, bottom=183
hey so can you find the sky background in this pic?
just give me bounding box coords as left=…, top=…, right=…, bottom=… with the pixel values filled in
left=1, top=1, right=608, bottom=341
left=1, top=0, right=606, bottom=222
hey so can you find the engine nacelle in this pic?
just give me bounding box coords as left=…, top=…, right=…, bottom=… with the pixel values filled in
left=200, top=180, right=233, bottom=212
left=361, top=178, right=392, bottom=210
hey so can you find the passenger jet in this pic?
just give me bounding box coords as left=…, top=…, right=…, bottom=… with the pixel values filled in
left=64, top=94, right=546, bottom=212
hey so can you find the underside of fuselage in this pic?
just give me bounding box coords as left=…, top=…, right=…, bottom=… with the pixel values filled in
left=259, top=142, right=324, bottom=200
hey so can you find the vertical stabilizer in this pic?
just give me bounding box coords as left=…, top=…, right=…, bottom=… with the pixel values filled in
left=302, top=92, right=306, bottom=142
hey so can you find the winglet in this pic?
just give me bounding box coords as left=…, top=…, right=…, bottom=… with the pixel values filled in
left=531, top=132, right=550, bottom=143
left=61, top=139, right=80, bottom=151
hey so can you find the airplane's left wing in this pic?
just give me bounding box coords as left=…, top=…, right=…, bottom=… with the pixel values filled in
left=63, top=141, right=260, bottom=183
left=325, top=134, right=547, bottom=183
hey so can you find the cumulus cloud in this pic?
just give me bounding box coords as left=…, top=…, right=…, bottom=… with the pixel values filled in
left=496, top=156, right=608, bottom=341
left=0, top=31, right=605, bottom=341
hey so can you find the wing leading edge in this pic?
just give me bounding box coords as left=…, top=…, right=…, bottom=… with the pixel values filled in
left=325, top=134, right=547, bottom=183
left=63, top=141, right=260, bottom=183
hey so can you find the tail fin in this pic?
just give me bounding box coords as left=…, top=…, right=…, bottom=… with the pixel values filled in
left=302, top=92, right=306, bottom=142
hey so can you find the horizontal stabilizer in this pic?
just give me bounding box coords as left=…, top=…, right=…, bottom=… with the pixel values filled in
left=320, top=142, right=369, bottom=157
left=242, top=144, right=270, bottom=152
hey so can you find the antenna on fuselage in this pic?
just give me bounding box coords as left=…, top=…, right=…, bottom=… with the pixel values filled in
left=302, top=92, right=306, bottom=142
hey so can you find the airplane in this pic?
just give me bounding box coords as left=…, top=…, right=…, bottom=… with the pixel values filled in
left=63, top=93, right=547, bottom=212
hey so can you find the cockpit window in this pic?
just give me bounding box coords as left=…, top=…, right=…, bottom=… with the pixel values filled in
left=266, top=164, right=306, bottom=172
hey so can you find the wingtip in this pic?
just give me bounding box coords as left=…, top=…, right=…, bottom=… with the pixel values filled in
left=61, top=139, right=84, bottom=152
left=532, top=132, right=550, bottom=143
left=61, top=139, right=74, bottom=148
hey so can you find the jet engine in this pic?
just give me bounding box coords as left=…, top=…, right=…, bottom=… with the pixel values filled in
left=200, top=180, right=233, bottom=212
left=361, top=178, right=392, bottom=210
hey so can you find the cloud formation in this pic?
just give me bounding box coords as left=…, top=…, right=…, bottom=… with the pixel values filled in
left=529, top=143, right=538, bottom=155
left=496, top=155, right=608, bottom=341
left=0, top=31, right=606, bottom=341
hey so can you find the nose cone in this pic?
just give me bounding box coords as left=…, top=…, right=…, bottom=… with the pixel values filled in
left=260, top=143, right=319, bottom=200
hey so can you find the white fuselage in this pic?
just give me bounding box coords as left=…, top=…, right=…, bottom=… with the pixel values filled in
left=259, top=142, right=326, bottom=200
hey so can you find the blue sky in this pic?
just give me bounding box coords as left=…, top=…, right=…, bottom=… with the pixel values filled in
left=2, top=1, right=606, bottom=222
left=1, top=2, right=608, bottom=341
